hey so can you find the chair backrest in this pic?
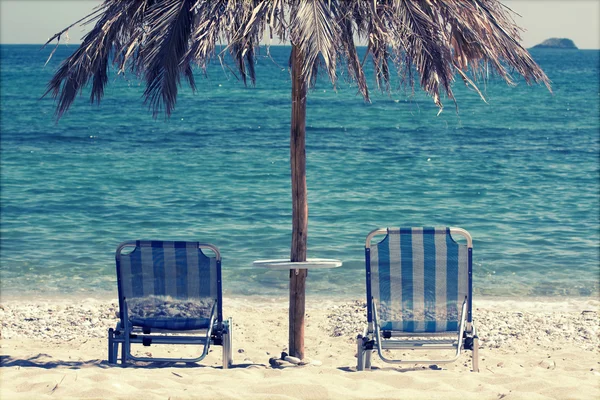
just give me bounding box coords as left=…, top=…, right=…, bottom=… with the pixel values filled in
left=115, top=241, right=222, bottom=328
left=365, top=227, right=472, bottom=333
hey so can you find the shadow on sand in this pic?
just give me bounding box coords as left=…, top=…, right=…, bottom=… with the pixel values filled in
left=337, top=365, right=445, bottom=373
left=0, top=354, right=266, bottom=370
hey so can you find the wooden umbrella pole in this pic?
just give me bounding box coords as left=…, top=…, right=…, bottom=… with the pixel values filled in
left=289, top=44, right=308, bottom=360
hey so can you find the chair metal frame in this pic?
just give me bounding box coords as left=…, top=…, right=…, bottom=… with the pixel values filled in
left=357, top=227, right=479, bottom=372
left=108, top=241, right=233, bottom=368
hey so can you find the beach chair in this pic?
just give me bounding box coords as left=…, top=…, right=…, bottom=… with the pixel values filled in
left=356, top=227, right=479, bottom=372
left=108, top=241, right=233, bottom=368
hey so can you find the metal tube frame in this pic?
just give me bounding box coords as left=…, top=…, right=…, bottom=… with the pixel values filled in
left=359, top=227, right=479, bottom=372
left=372, top=298, right=467, bottom=365
left=110, top=241, right=232, bottom=368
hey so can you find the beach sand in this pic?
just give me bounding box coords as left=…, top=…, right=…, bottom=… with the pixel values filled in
left=1, top=296, right=598, bottom=399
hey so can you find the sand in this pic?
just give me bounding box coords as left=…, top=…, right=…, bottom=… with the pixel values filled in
left=1, top=296, right=598, bottom=399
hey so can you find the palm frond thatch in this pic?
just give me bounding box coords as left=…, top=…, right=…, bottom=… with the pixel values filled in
left=139, top=0, right=196, bottom=116
left=43, top=0, right=551, bottom=119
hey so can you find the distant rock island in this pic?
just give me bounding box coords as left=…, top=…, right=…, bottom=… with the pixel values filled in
left=532, top=38, right=578, bottom=49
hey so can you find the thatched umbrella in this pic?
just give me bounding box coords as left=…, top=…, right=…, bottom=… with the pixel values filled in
left=44, top=0, right=550, bottom=360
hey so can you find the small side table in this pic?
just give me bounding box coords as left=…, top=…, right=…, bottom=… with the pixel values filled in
left=253, top=258, right=342, bottom=271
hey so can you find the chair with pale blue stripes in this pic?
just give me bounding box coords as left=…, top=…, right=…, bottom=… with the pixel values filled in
left=108, top=241, right=233, bottom=368
left=357, top=227, right=479, bottom=372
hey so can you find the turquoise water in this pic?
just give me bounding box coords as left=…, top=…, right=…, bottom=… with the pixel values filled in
left=1, top=45, right=598, bottom=299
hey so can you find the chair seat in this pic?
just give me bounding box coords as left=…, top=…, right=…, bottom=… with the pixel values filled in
left=130, top=317, right=211, bottom=331
left=381, top=338, right=459, bottom=350
left=380, top=321, right=460, bottom=332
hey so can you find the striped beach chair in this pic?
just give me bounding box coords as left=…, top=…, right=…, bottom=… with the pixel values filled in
left=357, top=227, right=479, bottom=372
left=108, top=241, right=233, bottom=368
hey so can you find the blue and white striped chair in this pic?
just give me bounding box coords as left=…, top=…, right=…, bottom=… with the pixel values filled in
left=108, top=241, right=233, bottom=368
left=357, top=227, right=479, bottom=372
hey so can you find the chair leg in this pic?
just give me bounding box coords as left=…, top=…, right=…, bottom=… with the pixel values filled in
left=114, top=343, right=120, bottom=365
left=108, top=328, right=115, bottom=364
left=365, top=347, right=372, bottom=370
left=222, top=331, right=229, bottom=369
left=108, top=328, right=120, bottom=365
left=121, top=336, right=129, bottom=366
left=222, top=318, right=233, bottom=369
left=228, top=318, right=234, bottom=366
left=472, top=335, right=479, bottom=372
left=357, top=335, right=365, bottom=371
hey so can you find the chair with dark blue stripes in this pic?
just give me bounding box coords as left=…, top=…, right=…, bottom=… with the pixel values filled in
left=357, top=227, right=479, bottom=372
left=108, top=241, right=233, bottom=368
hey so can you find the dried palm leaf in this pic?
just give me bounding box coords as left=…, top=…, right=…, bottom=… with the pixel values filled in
left=44, top=0, right=551, bottom=119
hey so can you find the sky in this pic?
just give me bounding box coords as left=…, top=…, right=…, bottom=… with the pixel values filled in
left=0, top=0, right=599, bottom=49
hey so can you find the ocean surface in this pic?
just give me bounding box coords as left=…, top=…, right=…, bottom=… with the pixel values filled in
left=1, top=44, right=598, bottom=300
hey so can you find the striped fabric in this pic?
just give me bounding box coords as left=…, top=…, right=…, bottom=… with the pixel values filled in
left=117, top=241, right=218, bottom=330
left=129, top=315, right=211, bottom=331
left=369, top=227, right=469, bottom=333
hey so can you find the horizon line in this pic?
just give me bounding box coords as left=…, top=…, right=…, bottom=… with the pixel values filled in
left=1, top=43, right=598, bottom=50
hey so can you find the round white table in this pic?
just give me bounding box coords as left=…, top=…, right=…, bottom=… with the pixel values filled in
left=253, top=258, right=342, bottom=271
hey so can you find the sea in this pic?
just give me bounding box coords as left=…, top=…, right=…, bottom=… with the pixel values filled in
left=1, top=45, right=598, bottom=300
